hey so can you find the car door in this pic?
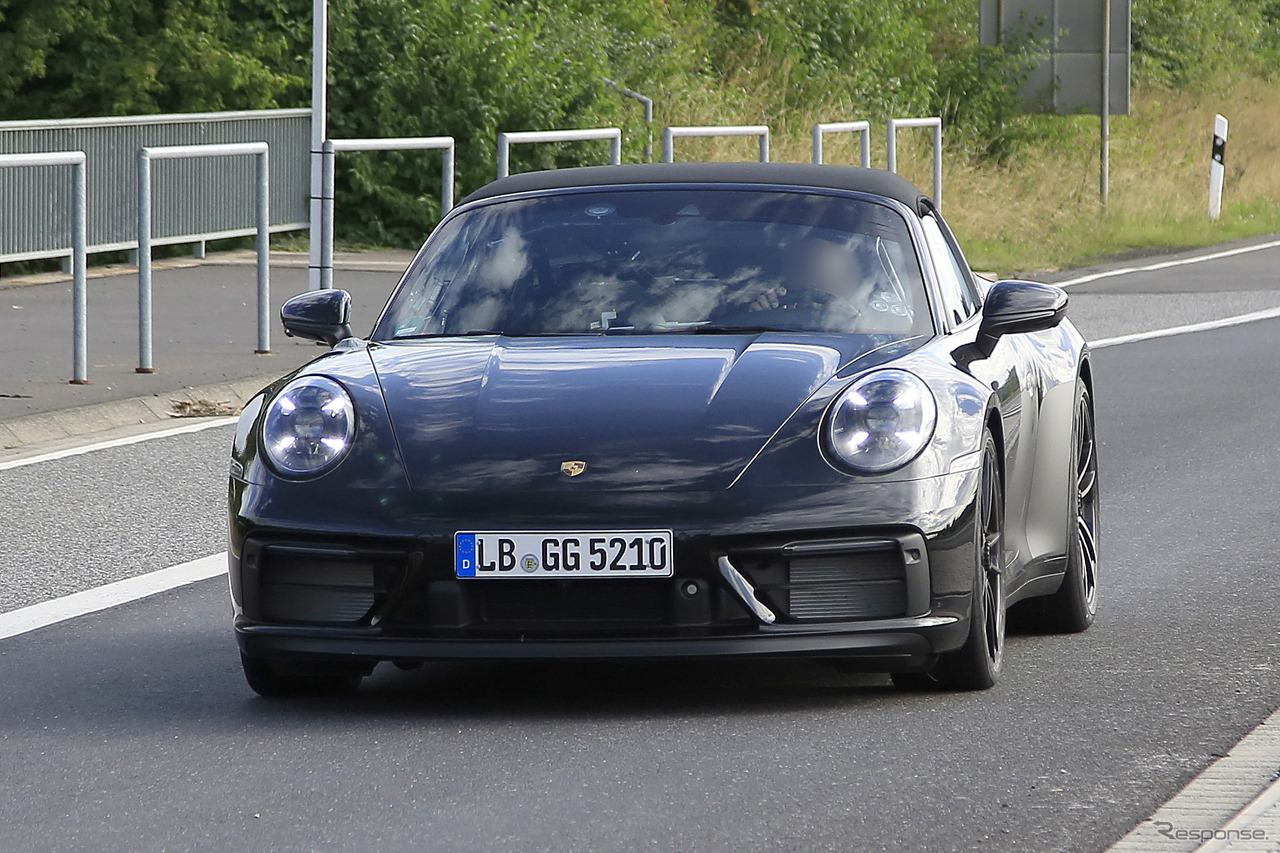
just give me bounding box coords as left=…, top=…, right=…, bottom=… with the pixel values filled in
left=920, top=210, right=1041, bottom=579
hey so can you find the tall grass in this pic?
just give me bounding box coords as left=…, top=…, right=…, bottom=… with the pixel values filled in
left=651, top=69, right=1280, bottom=274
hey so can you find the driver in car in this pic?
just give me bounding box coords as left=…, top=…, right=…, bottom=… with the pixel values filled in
left=729, top=234, right=913, bottom=331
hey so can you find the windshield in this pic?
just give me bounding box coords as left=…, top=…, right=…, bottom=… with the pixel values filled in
left=372, top=188, right=934, bottom=340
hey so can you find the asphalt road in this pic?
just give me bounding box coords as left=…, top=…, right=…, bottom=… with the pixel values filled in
left=2, top=251, right=1280, bottom=851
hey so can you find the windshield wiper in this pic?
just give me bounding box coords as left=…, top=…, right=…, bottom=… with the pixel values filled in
left=391, top=330, right=496, bottom=340
left=391, top=326, right=788, bottom=340
left=689, top=324, right=784, bottom=335
left=391, top=330, right=588, bottom=340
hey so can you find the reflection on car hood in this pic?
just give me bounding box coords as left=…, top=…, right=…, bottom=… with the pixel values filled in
left=370, top=334, right=905, bottom=492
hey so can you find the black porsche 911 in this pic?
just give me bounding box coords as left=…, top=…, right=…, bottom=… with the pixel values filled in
left=228, top=162, right=1098, bottom=696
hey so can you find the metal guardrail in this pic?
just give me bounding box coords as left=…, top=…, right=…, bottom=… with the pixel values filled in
left=813, top=122, right=872, bottom=167
left=137, top=143, right=271, bottom=373
left=662, top=126, right=770, bottom=164
left=886, top=117, right=943, bottom=209
left=0, top=152, right=88, bottom=383
left=0, top=109, right=308, bottom=265
left=497, top=128, right=622, bottom=179
left=320, top=137, right=455, bottom=290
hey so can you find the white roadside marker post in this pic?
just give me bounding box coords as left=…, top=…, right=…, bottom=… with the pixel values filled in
left=1208, top=114, right=1228, bottom=221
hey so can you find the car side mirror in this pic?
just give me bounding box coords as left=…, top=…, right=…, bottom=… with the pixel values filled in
left=281, top=289, right=353, bottom=346
left=975, top=280, right=1067, bottom=355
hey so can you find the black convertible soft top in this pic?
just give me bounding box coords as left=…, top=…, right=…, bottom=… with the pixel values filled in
left=462, top=162, right=930, bottom=212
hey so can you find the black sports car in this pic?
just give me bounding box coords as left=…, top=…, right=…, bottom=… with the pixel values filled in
left=228, top=162, right=1098, bottom=696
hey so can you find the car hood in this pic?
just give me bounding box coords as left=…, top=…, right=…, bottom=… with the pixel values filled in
left=369, top=334, right=907, bottom=492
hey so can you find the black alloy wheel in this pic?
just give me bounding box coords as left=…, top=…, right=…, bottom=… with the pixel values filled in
left=1037, top=381, right=1099, bottom=633
left=893, top=429, right=1005, bottom=691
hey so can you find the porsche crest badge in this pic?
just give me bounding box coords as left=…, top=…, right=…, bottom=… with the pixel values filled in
left=560, top=460, right=587, bottom=477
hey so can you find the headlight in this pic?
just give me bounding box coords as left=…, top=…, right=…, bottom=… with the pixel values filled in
left=825, top=369, right=937, bottom=473
left=261, top=376, right=355, bottom=478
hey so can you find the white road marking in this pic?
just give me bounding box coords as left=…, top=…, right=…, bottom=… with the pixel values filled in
left=0, top=416, right=237, bottom=472
left=0, top=553, right=227, bottom=640
left=1091, top=305, right=1280, bottom=349
left=1057, top=238, right=1280, bottom=289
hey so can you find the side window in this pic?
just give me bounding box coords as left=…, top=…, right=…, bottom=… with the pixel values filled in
left=935, top=213, right=983, bottom=309
left=920, top=214, right=979, bottom=327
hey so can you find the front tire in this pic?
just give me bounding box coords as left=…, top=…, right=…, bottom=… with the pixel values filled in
left=240, top=653, right=366, bottom=698
left=893, top=430, right=1005, bottom=691
left=1026, top=380, right=1099, bottom=633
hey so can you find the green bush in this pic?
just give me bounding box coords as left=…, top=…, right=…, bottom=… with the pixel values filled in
left=1132, top=0, right=1276, bottom=87
left=326, top=0, right=684, bottom=245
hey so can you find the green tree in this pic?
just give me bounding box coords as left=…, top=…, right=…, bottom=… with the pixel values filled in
left=325, top=0, right=679, bottom=245
left=0, top=0, right=307, bottom=119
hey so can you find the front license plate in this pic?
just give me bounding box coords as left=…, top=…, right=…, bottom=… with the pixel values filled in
left=455, top=531, right=674, bottom=579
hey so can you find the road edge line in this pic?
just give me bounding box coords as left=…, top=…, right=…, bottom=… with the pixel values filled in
left=1091, top=306, right=1280, bottom=349
left=0, top=552, right=228, bottom=640
left=0, top=416, right=238, bottom=471
left=1058, top=239, right=1280, bottom=289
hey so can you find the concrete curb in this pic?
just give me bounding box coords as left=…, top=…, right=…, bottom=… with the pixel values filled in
left=1107, top=706, right=1280, bottom=852
left=0, top=374, right=277, bottom=457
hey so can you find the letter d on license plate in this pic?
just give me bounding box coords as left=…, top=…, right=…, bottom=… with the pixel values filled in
left=455, top=531, right=673, bottom=579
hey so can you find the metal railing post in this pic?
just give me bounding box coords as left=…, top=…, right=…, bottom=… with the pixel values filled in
left=137, top=150, right=154, bottom=373
left=441, top=143, right=455, bottom=213
left=0, top=151, right=92, bottom=383
left=886, top=117, right=943, bottom=209
left=933, top=121, right=943, bottom=210
left=71, top=157, right=88, bottom=384
left=320, top=140, right=335, bottom=290
left=255, top=148, right=272, bottom=354
left=136, top=142, right=271, bottom=372
left=309, top=0, right=328, bottom=291
left=497, top=133, right=510, bottom=181
left=812, top=121, right=872, bottom=167
left=320, top=136, right=455, bottom=289
left=660, top=126, right=771, bottom=164
left=495, top=128, right=623, bottom=179
left=642, top=97, right=654, bottom=162
left=604, top=79, right=654, bottom=162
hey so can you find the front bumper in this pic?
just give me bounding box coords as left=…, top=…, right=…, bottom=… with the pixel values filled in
left=236, top=617, right=959, bottom=670
left=229, top=470, right=981, bottom=669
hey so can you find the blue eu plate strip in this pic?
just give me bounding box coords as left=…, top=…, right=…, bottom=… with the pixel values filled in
left=455, top=533, right=477, bottom=578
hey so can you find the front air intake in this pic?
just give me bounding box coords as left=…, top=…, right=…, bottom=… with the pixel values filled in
left=786, top=552, right=907, bottom=621
left=256, top=544, right=386, bottom=625
left=725, top=536, right=919, bottom=623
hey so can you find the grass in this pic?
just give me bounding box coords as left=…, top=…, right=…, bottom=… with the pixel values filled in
left=943, top=77, right=1280, bottom=274
left=652, top=72, right=1280, bottom=275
